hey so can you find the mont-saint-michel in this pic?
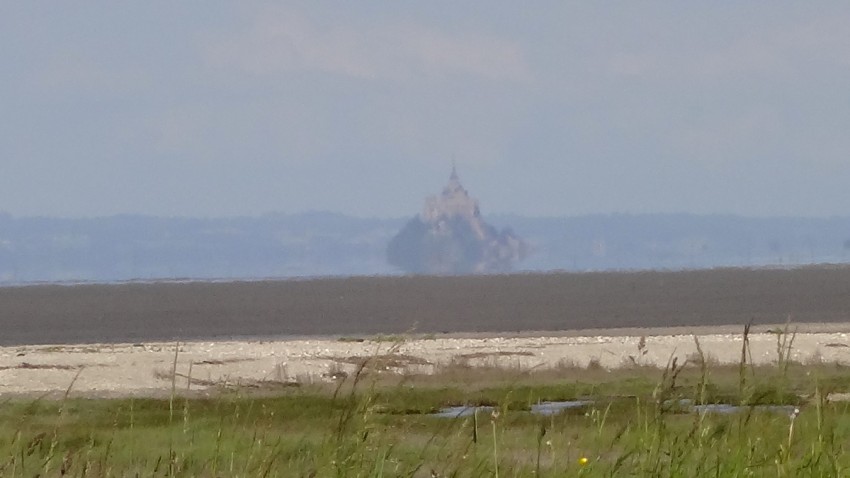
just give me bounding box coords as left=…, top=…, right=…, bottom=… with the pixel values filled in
left=387, top=167, right=527, bottom=275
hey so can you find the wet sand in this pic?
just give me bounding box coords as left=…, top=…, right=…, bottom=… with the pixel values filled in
left=2, top=266, right=850, bottom=346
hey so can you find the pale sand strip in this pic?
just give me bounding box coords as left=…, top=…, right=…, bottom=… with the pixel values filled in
left=1, top=324, right=849, bottom=398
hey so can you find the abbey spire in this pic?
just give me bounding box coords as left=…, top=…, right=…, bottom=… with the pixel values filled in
left=443, top=162, right=467, bottom=198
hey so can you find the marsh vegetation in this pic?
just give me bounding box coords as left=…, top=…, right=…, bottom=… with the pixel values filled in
left=2, top=327, right=850, bottom=476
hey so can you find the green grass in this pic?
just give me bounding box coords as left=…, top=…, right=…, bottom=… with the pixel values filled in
left=4, top=331, right=850, bottom=476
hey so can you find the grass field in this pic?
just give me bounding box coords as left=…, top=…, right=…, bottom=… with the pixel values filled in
left=3, top=328, right=850, bottom=476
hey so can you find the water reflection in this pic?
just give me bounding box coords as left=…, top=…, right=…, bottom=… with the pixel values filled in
left=430, top=399, right=798, bottom=418
left=431, top=400, right=592, bottom=418
left=431, top=406, right=494, bottom=418
left=531, top=400, right=594, bottom=416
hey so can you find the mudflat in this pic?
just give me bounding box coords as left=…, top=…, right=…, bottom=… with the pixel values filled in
left=3, top=266, right=850, bottom=346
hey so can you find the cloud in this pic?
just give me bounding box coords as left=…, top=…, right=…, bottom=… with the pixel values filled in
left=204, top=7, right=531, bottom=83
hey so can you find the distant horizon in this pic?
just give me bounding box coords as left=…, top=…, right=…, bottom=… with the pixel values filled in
left=2, top=212, right=849, bottom=284
left=3, top=210, right=850, bottom=221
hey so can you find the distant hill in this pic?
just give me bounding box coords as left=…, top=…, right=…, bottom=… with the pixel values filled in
left=490, top=213, right=850, bottom=272
left=0, top=212, right=404, bottom=283
left=1, top=211, right=849, bottom=284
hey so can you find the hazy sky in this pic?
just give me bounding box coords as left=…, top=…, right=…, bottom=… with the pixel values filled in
left=2, top=3, right=849, bottom=218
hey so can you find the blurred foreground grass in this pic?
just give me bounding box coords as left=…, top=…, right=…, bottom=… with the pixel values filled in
left=3, top=330, right=850, bottom=476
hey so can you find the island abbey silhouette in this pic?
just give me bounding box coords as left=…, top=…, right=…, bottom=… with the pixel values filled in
left=387, top=166, right=527, bottom=274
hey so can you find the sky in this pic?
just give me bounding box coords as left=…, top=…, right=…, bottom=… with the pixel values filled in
left=1, top=2, right=850, bottom=219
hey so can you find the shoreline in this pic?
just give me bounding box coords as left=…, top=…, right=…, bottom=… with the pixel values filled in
left=2, top=323, right=848, bottom=399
